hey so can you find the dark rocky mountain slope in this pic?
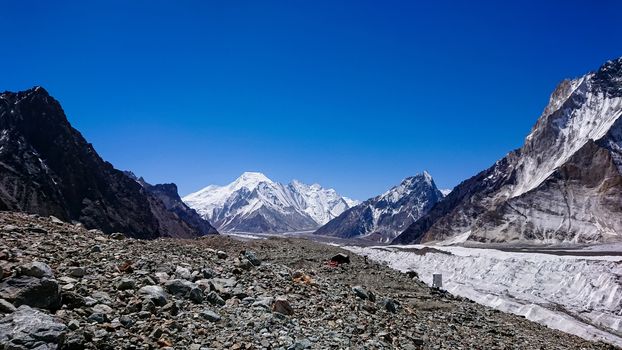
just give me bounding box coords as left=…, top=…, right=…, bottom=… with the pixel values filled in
left=0, top=86, right=216, bottom=238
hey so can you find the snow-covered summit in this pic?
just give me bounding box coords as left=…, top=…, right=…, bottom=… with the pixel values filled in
left=314, top=172, right=444, bottom=242
left=182, top=173, right=356, bottom=233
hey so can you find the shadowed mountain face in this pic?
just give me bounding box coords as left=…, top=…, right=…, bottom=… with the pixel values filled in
left=394, top=57, right=622, bottom=245
left=313, top=172, right=444, bottom=242
left=0, top=87, right=216, bottom=238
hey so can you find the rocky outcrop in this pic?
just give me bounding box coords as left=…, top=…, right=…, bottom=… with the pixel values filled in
left=0, top=87, right=215, bottom=238
left=314, top=172, right=444, bottom=242
left=395, top=57, right=622, bottom=244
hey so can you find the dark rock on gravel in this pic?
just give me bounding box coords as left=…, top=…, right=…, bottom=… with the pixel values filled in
left=0, top=305, right=66, bottom=349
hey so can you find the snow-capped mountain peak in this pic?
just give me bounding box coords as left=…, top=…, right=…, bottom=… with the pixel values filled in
left=183, top=173, right=356, bottom=233
left=314, top=172, right=444, bottom=242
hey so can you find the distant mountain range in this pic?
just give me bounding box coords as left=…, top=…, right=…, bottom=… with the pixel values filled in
left=183, top=172, right=358, bottom=233
left=0, top=87, right=217, bottom=238
left=394, top=57, right=622, bottom=245
left=314, top=172, right=444, bottom=242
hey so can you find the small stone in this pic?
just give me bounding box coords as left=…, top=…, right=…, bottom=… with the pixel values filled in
left=68, top=319, right=80, bottom=330
left=288, top=338, right=312, bottom=350
left=175, top=266, right=192, bottom=280
left=0, top=298, right=16, bottom=313
left=352, top=286, right=369, bottom=300
left=272, top=297, right=294, bottom=316
left=87, top=312, right=106, bottom=324
left=92, top=304, right=113, bottom=315
left=189, top=287, right=205, bottom=303
left=241, top=251, right=261, bottom=266
left=69, top=267, right=87, bottom=278
left=383, top=298, right=398, bottom=313
left=116, top=278, right=136, bottom=290
left=206, top=291, right=225, bottom=306
left=138, top=285, right=168, bottom=306
left=49, top=216, right=64, bottom=225
left=90, top=245, right=102, bottom=253
left=19, top=261, right=54, bottom=278
left=200, top=309, right=221, bottom=322
left=109, top=232, right=125, bottom=240
left=217, top=251, right=227, bottom=259
left=119, top=315, right=134, bottom=328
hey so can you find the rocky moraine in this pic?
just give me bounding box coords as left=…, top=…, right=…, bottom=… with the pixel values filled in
left=0, top=212, right=616, bottom=350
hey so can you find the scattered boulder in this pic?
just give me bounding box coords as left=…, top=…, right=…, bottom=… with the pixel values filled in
left=272, top=297, right=294, bottom=316
left=206, top=291, right=225, bottom=306
left=329, top=253, right=350, bottom=265
left=0, top=298, right=16, bottom=313
left=68, top=267, right=86, bottom=278
left=217, top=251, right=227, bottom=259
left=0, top=276, right=62, bottom=310
left=137, top=285, right=168, bottom=306
left=109, top=232, right=125, bottom=240
left=18, top=261, right=54, bottom=278
left=200, top=309, right=221, bottom=322
left=241, top=251, right=261, bottom=266
left=0, top=305, right=67, bottom=349
left=116, top=278, right=136, bottom=291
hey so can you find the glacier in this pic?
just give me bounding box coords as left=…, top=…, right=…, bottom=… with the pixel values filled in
left=344, top=243, right=622, bottom=347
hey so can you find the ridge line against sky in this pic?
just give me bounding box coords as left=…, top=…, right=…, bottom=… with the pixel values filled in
left=1, top=1, right=621, bottom=200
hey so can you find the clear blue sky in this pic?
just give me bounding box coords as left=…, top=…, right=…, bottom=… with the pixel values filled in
left=1, top=1, right=621, bottom=200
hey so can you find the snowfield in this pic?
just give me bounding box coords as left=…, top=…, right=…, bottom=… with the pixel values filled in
left=343, top=243, right=622, bottom=347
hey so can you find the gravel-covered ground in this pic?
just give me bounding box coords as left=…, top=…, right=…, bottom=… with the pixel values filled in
left=0, top=212, right=617, bottom=349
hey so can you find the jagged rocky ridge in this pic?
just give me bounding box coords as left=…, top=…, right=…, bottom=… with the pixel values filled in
left=127, top=173, right=218, bottom=236
left=0, top=87, right=216, bottom=238
left=314, top=172, right=444, bottom=242
left=183, top=172, right=358, bottom=233
left=395, top=57, right=622, bottom=245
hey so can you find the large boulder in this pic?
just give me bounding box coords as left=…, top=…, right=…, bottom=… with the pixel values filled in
left=0, top=305, right=67, bottom=349
left=0, top=276, right=61, bottom=310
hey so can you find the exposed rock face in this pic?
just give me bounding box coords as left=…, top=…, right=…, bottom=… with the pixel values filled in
left=314, top=172, right=444, bottom=242
left=183, top=172, right=357, bottom=233
left=128, top=173, right=218, bottom=235
left=395, top=57, right=622, bottom=244
left=0, top=87, right=214, bottom=238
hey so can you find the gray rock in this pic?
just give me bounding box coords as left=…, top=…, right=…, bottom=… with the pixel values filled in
left=64, top=331, right=86, bottom=350
left=242, top=251, right=261, bottom=266
left=92, top=304, right=113, bottom=315
left=0, top=305, right=66, bottom=349
left=272, top=296, right=294, bottom=316
left=188, top=287, right=205, bottom=303
left=352, top=286, right=369, bottom=300
left=90, top=245, right=102, bottom=253
left=68, top=267, right=86, bottom=278
left=0, top=298, right=16, bottom=313
left=217, top=251, right=227, bottom=259
left=175, top=266, right=192, bottom=280
left=200, top=309, right=221, bottom=322
left=116, top=278, right=136, bottom=291
left=109, top=232, right=125, bottom=240
left=383, top=298, right=398, bottom=313
left=49, top=216, right=64, bottom=225
left=137, top=285, right=168, bottom=306
left=87, top=312, right=106, bottom=324
left=288, top=338, right=312, bottom=350
left=0, top=276, right=61, bottom=310
left=164, top=279, right=197, bottom=295
left=205, top=291, right=225, bottom=306
left=19, top=261, right=54, bottom=278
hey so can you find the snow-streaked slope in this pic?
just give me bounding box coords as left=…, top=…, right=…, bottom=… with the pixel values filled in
left=183, top=172, right=357, bottom=233
left=344, top=244, right=622, bottom=347
left=395, top=57, right=622, bottom=245
left=314, top=172, right=444, bottom=242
